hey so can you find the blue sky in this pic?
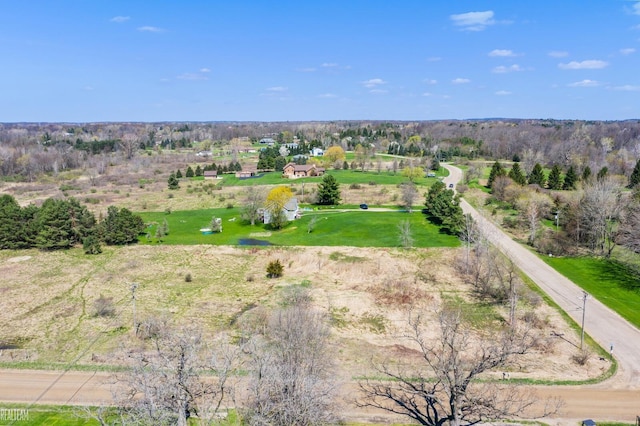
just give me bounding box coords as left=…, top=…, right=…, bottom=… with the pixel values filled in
left=2, top=1, right=640, bottom=122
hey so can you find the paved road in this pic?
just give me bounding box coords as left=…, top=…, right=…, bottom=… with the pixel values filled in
left=443, top=164, right=640, bottom=422
left=1, top=168, right=639, bottom=422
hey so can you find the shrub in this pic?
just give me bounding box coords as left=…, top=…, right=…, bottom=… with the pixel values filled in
left=94, top=294, right=115, bottom=317
left=349, top=183, right=362, bottom=190
left=136, top=315, right=169, bottom=340
left=571, top=349, right=591, bottom=366
left=266, top=259, right=284, bottom=278
left=185, top=273, right=192, bottom=282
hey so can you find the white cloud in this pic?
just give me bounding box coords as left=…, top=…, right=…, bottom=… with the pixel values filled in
left=495, top=90, right=512, bottom=95
left=296, top=67, right=317, bottom=72
left=423, top=79, right=437, bottom=85
left=369, top=89, right=388, bottom=94
left=633, top=24, right=640, bottom=30
left=266, top=86, right=287, bottom=92
left=450, top=11, right=495, bottom=31
left=489, top=49, right=515, bottom=57
left=558, top=60, right=608, bottom=70
left=548, top=51, right=569, bottom=58
left=613, top=85, right=640, bottom=91
left=362, top=78, right=386, bottom=88
left=321, top=63, right=338, bottom=68
left=422, top=92, right=433, bottom=97
left=427, top=57, right=442, bottom=62
left=568, top=79, right=600, bottom=87
left=199, top=68, right=211, bottom=73
left=82, top=85, right=94, bottom=91
left=110, top=16, right=130, bottom=23
left=633, top=2, right=640, bottom=15
left=620, top=48, right=636, bottom=55
left=452, top=78, right=470, bottom=84
left=492, top=64, right=523, bottom=73
left=177, top=73, right=208, bottom=81
left=138, top=26, right=164, bottom=33
left=318, top=93, right=337, bottom=98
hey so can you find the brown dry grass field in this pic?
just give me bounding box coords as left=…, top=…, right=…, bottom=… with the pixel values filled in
left=0, top=244, right=610, bottom=384
left=0, top=156, right=613, bottom=400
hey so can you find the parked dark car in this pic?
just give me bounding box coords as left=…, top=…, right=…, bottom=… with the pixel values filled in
left=448, top=183, right=454, bottom=188
left=581, top=420, right=596, bottom=426
left=359, top=203, right=368, bottom=210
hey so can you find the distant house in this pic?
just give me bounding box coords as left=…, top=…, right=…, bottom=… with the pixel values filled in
left=262, top=197, right=300, bottom=224
left=292, top=154, right=308, bottom=162
left=259, top=138, right=275, bottom=145
left=235, top=166, right=257, bottom=178
left=310, top=147, right=324, bottom=157
left=203, top=170, right=218, bottom=179
left=196, top=150, right=212, bottom=157
left=282, top=163, right=325, bottom=178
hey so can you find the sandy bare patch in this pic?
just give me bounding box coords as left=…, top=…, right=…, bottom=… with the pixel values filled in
left=249, top=232, right=272, bottom=237
left=6, top=256, right=31, bottom=263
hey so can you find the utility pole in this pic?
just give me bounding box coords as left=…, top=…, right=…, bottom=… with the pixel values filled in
left=555, top=211, right=560, bottom=234
left=130, top=282, right=138, bottom=334
left=580, top=291, right=588, bottom=349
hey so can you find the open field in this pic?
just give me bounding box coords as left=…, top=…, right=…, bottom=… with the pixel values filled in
left=0, top=244, right=611, bottom=387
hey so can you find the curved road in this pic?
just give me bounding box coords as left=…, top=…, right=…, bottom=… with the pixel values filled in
left=1, top=168, right=639, bottom=423
left=444, top=164, right=640, bottom=422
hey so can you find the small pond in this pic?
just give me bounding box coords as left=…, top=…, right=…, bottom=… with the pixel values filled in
left=238, top=238, right=273, bottom=246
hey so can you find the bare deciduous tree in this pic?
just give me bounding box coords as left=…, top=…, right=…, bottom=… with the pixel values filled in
left=400, top=181, right=419, bottom=212
left=617, top=198, right=640, bottom=255
left=575, top=177, right=622, bottom=257
left=241, top=186, right=266, bottom=226
left=398, top=219, right=414, bottom=248
left=516, top=190, right=552, bottom=245
left=118, top=134, right=139, bottom=160
left=357, top=307, right=560, bottom=426
left=114, top=326, right=238, bottom=426
left=244, top=288, right=339, bottom=425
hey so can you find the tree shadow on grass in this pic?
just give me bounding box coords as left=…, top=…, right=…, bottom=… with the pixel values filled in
left=598, top=260, right=640, bottom=292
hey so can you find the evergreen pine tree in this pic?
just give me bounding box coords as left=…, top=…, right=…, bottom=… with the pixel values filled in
left=547, top=165, right=562, bottom=190
left=562, top=165, right=578, bottom=190
left=508, top=162, right=527, bottom=185
left=175, top=169, right=183, bottom=179
left=528, top=163, right=546, bottom=186
left=185, top=166, right=195, bottom=178
left=168, top=172, right=179, bottom=190
left=195, top=165, right=203, bottom=176
left=582, top=166, right=592, bottom=182
left=487, top=161, right=506, bottom=188
left=628, top=159, right=640, bottom=188
left=597, top=166, right=608, bottom=181
left=316, top=174, right=341, bottom=205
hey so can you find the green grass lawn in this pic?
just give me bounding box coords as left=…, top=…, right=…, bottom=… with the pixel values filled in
left=138, top=207, right=460, bottom=248
left=212, top=169, right=441, bottom=187
left=0, top=405, right=99, bottom=426
left=541, top=256, right=640, bottom=328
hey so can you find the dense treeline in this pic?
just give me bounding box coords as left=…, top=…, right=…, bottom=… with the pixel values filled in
left=0, top=195, right=144, bottom=251
left=2, top=119, right=640, bottom=182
